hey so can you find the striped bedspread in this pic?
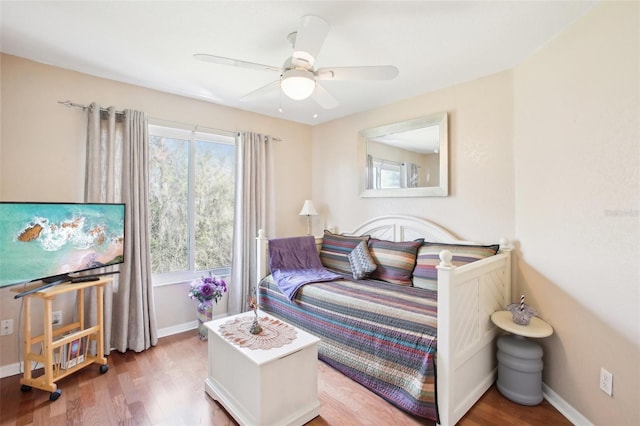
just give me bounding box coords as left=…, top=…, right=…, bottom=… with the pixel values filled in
left=258, top=274, right=439, bottom=421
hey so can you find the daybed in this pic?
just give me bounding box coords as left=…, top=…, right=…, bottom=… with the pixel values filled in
left=256, top=215, right=512, bottom=425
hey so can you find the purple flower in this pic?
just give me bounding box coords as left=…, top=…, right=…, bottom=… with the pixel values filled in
left=188, top=273, right=227, bottom=304
left=199, top=283, right=214, bottom=297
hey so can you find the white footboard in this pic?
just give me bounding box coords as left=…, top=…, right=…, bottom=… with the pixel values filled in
left=436, top=246, right=512, bottom=425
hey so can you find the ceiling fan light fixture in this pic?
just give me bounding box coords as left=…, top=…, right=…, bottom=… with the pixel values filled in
left=281, top=69, right=316, bottom=100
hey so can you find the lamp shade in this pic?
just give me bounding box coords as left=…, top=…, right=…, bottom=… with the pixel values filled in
left=299, top=200, right=318, bottom=216
left=281, top=69, right=316, bottom=100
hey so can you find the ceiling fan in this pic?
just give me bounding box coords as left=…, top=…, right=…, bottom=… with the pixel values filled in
left=194, top=15, right=399, bottom=109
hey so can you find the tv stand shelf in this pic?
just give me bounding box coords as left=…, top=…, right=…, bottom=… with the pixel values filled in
left=12, top=278, right=111, bottom=401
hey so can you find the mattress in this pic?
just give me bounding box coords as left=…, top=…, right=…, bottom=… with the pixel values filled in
left=258, top=274, right=438, bottom=420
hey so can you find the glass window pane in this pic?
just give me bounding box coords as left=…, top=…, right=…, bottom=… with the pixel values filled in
left=380, top=169, right=401, bottom=189
left=148, top=135, right=189, bottom=273
left=194, top=140, right=235, bottom=271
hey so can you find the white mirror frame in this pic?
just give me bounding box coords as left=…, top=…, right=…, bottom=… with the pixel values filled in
left=359, top=112, right=449, bottom=198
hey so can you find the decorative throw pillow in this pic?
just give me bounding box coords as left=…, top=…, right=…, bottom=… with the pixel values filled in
left=348, top=240, right=377, bottom=280
left=367, top=238, right=424, bottom=286
left=412, top=242, right=500, bottom=291
left=319, top=231, right=370, bottom=274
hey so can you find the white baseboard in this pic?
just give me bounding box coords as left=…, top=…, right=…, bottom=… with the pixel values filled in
left=0, top=359, right=43, bottom=379
left=157, top=320, right=198, bottom=338
left=543, top=383, right=592, bottom=426
left=0, top=362, right=22, bottom=379
left=157, top=313, right=227, bottom=338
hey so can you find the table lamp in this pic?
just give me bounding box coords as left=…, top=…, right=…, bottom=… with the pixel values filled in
left=298, top=200, right=318, bottom=235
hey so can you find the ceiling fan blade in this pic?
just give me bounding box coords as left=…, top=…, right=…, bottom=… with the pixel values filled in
left=316, top=66, right=399, bottom=81
left=194, top=54, right=281, bottom=73
left=292, top=15, right=330, bottom=66
left=313, top=83, right=339, bottom=110
left=239, top=80, right=280, bottom=102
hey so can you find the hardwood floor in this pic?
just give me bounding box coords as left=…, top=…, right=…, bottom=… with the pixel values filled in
left=1, top=330, right=571, bottom=425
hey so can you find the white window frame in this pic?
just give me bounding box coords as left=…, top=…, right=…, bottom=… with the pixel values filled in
left=372, top=158, right=402, bottom=189
left=148, top=123, right=236, bottom=287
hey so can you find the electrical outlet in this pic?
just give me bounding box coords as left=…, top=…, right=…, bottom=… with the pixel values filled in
left=1, top=319, right=14, bottom=336
left=600, top=368, right=613, bottom=396
left=52, top=311, right=62, bottom=326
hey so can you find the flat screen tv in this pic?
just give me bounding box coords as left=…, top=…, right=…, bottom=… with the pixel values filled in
left=0, top=202, right=125, bottom=288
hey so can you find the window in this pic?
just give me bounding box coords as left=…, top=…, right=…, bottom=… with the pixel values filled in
left=148, top=124, right=236, bottom=285
left=372, top=159, right=401, bottom=189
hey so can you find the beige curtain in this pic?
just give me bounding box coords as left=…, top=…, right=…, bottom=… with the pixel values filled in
left=85, top=103, right=158, bottom=354
left=228, top=131, right=273, bottom=314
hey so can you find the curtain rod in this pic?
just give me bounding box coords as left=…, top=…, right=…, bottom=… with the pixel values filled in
left=58, top=100, right=125, bottom=115
left=59, top=100, right=234, bottom=136
left=58, top=100, right=282, bottom=142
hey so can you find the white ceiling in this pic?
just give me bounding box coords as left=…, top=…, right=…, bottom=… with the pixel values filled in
left=372, top=125, right=440, bottom=154
left=0, top=1, right=596, bottom=126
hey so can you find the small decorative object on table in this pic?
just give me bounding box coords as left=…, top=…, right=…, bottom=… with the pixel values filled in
left=248, top=296, right=262, bottom=335
left=506, top=294, right=537, bottom=325
left=188, top=273, right=227, bottom=340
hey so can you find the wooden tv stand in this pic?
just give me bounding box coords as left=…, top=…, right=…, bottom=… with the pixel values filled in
left=12, top=278, right=111, bottom=401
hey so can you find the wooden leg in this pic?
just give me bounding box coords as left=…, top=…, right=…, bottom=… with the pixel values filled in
left=96, top=284, right=106, bottom=364
left=22, top=297, right=32, bottom=382
left=43, top=298, right=54, bottom=390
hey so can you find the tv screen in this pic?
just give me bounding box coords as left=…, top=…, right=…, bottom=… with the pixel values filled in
left=0, top=202, right=125, bottom=288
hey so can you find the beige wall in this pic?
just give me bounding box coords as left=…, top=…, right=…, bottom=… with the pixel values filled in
left=311, top=2, right=639, bottom=424
left=513, top=1, right=639, bottom=425
left=0, top=55, right=313, bottom=371
left=312, top=70, right=515, bottom=243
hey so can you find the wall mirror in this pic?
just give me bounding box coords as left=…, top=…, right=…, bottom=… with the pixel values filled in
left=359, top=112, right=448, bottom=197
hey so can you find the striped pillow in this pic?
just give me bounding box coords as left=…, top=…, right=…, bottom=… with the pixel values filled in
left=412, top=243, right=500, bottom=291
left=320, top=231, right=370, bottom=274
left=348, top=240, right=377, bottom=279
left=367, top=238, right=424, bottom=286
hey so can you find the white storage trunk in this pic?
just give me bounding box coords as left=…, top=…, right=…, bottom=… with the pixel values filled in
left=205, top=311, right=320, bottom=426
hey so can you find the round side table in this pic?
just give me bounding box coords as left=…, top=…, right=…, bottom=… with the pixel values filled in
left=490, top=310, right=553, bottom=406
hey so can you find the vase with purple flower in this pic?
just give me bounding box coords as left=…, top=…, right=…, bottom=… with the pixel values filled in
left=188, top=273, right=227, bottom=340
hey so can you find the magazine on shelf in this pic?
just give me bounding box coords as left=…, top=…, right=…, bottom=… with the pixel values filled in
left=55, top=335, right=85, bottom=369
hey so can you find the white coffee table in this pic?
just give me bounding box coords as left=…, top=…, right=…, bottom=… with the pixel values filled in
left=205, top=311, right=320, bottom=426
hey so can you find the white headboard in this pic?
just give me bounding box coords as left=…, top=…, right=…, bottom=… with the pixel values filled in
left=346, top=215, right=475, bottom=244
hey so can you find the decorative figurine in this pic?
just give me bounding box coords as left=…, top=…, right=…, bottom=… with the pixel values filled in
left=506, top=294, right=537, bottom=325
left=248, top=296, right=262, bottom=335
